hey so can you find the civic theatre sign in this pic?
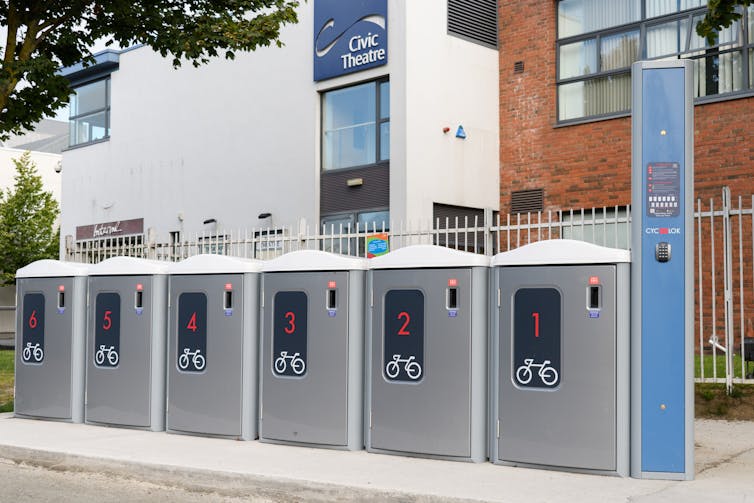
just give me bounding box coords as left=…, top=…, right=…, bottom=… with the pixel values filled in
left=313, top=0, right=387, bottom=81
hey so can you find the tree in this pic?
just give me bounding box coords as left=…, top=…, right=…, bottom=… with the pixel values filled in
left=697, top=0, right=753, bottom=44
left=0, top=151, right=60, bottom=284
left=0, top=1, right=299, bottom=140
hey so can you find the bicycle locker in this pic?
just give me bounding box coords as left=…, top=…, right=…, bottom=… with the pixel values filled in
left=165, top=255, right=262, bottom=440
left=14, top=260, right=89, bottom=423
left=85, top=257, right=168, bottom=431
left=259, top=251, right=366, bottom=450
left=490, top=240, right=630, bottom=476
left=365, top=245, right=488, bottom=462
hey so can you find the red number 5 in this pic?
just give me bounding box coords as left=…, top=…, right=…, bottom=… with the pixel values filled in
left=397, top=311, right=410, bottom=336
left=103, top=310, right=112, bottom=330
left=284, top=311, right=296, bottom=334
left=28, top=310, right=38, bottom=329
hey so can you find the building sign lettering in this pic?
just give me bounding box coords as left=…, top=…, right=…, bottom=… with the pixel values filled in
left=76, top=218, right=144, bottom=241
left=314, top=0, right=388, bottom=81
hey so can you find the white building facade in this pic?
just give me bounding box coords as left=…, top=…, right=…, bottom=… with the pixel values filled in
left=60, top=0, right=499, bottom=256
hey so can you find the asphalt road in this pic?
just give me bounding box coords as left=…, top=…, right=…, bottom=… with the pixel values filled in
left=0, top=458, right=270, bottom=503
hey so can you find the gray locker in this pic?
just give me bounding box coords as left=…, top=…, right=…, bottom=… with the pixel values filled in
left=490, top=240, right=630, bottom=476
left=14, top=260, right=88, bottom=422
left=259, top=250, right=366, bottom=450
left=166, top=254, right=262, bottom=439
left=85, top=257, right=168, bottom=431
left=366, top=245, right=489, bottom=462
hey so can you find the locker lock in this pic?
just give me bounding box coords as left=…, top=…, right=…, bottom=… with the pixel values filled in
left=224, top=283, right=233, bottom=314
left=57, top=284, right=65, bottom=312
left=326, top=280, right=337, bottom=315
left=446, top=278, right=458, bottom=316
left=587, top=276, right=601, bottom=317
left=135, top=283, right=144, bottom=313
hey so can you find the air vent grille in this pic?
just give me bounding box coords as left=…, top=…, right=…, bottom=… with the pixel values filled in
left=511, top=189, right=544, bottom=214
left=448, top=0, right=498, bottom=49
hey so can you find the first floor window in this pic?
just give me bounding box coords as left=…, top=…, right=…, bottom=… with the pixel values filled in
left=557, top=1, right=754, bottom=122
left=322, top=79, right=389, bottom=171
left=69, top=78, right=110, bottom=146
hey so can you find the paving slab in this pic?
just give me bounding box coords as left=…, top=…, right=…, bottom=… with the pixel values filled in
left=0, top=414, right=752, bottom=502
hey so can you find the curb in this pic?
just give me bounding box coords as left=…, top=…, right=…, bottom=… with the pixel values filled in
left=0, top=444, right=479, bottom=503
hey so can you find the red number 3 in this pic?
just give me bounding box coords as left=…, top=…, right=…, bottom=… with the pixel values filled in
left=284, top=311, right=296, bottom=334
left=397, top=311, right=410, bottom=336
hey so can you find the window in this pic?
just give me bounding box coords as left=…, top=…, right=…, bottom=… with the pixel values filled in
left=557, top=1, right=754, bottom=122
left=69, top=78, right=110, bottom=146
left=320, top=210, right=390, bottom=256
left=322, top=79, right=389, bottom=171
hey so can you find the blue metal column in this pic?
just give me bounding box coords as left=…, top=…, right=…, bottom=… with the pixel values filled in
left=630, top=60, right=694, bottom=480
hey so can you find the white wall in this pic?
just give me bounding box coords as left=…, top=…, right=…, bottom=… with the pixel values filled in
left=403, top=0, right=499, bottom=224
left=60, top=0, right=497, bottom=245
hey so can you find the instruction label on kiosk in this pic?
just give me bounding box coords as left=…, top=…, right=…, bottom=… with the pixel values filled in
left=273, top=291, right=308, bottom=377
left=94, top=293, right=121, bottom=367
left=21, top=293, right=45, bottom=364
left=384, top=289, right=424, bottom=382
left=646, top=162, right=680, bottom=217
left=513, top=288, right=561, bottom=388
left=178, top=292, right=207, bottom=372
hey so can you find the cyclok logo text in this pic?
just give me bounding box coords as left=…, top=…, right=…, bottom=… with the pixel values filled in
left=645, top=227, right=681, bottom=235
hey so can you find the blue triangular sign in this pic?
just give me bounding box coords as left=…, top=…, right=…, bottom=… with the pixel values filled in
left=456, top=125, right=467, bottom=139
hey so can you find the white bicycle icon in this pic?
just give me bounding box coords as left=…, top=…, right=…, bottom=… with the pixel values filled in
left=95, top=345, right=119, bottom=366
left=22, top=342, right=44, bottom=362
left=385, top=354, right=422, bottom=380
left=515, top=358, right=558, bottom=386
left=274, top=351, right=306, bottom=375
left=178, top=348, right=206, bottom=371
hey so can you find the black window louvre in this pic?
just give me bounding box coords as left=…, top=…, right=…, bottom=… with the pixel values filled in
left=511, top=189, right=544, bottom=214
left=448, top=0, right=498, bottom=49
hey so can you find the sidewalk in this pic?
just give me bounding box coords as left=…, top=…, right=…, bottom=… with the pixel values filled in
left=0, top=414, right=752, bottom=502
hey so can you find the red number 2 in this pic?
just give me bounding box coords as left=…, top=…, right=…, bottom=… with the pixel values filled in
left=186, top=312, right=198, bottom=332
left=103, top=310, right=112, bottom=330
left=397, top=311, right=411, bottom=336
left=284, top=311, right=296, bottom=334
left=28, top=310, right=38, bottom=329
left=532, top=312, right=540, bottom=338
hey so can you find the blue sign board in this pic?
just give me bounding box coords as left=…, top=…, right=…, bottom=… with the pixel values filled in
left=314, top=0, right=388, bottom=81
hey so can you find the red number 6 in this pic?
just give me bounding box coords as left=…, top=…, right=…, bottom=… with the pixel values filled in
left=28, top=310, right=38, bottom=329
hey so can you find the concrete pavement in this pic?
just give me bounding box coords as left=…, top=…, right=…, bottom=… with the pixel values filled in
left=0, top=414, right=752, bottom=502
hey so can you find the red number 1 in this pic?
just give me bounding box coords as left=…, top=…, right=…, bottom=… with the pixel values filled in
left=397, top=311, right=410, bottom=336
left=532, top=312, right=540, bottom=338
left=186, top=312, right=198, bottom=332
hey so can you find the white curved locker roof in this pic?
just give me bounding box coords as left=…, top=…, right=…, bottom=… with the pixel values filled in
left=368, top=245, right=490, bottom=269
left=262, top=250, right=368, bottom=272
left=168, top=254, right=263, bottom=274
left=88, top=256, right=169, bottom=276
left=16, top=259, right=89, bottom=278
left=491, top=240, right=630, bottom=266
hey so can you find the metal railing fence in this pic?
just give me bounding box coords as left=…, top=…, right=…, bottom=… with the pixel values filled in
left=63, top=188, right=754, bottom=385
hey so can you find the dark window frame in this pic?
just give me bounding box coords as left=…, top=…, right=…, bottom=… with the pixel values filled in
left=556, top=2, right=754, bottom=124
left=320, top=76, right=390, bottom=172
left=68, top=76, right=111, bottom=148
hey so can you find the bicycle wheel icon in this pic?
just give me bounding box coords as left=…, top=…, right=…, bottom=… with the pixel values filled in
left=515, top=366, right=533, bottom=385
left=385, top=360, right=400, bottom=379
left=107, top=350, right=119, bottom=366
left=193, top=353, right=206, bottom=371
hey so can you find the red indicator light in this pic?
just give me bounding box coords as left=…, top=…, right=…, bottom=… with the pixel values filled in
left=225, top=283, right=233, bottom=290
left=328, top=281, right=337, bottom=289
left=589, top=276, right=600, bottom=285
left=136, top=283, right=143, bottom=291
left=660, top=228, right=669, bottom=235
left=448, top=278, right=458, bottom=287
left=58, top=285, right=65, bottom=292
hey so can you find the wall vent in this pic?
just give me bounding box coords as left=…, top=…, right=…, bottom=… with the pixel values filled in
left=448, top=0, right=498, bottom=49
left=511, top=189, right=544, bottom=214
left=514, top=61, right=524, bottom=73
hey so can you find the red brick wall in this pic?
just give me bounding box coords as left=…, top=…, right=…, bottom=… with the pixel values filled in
left=499, top=0, right=754, bottom=214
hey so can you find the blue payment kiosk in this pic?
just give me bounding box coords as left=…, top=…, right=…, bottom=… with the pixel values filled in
left=630, top=60, right=694, bottom=480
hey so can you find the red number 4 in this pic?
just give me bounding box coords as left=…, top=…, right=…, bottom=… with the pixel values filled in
left=186, top=312, right=198, bottom=332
